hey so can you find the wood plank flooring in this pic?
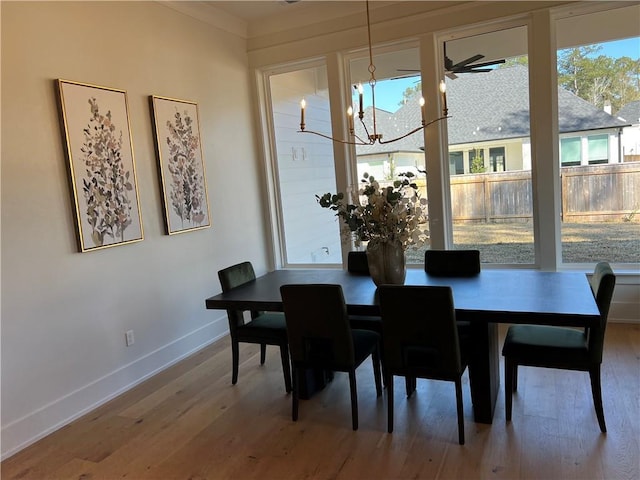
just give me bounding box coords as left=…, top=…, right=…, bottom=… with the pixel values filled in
left=3, top=323, right=639, bottom=479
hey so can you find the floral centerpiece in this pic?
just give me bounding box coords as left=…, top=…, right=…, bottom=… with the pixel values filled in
left=316, top=172, right=428, bottom=285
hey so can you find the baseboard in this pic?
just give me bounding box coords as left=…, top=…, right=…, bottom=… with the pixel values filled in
left=1, top=316, right=228, bottom=460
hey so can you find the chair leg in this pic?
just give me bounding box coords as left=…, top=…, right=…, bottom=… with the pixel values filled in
left=405, top=376, right=416, bottom=398
left=260, top=343, right=267, bottom=365
left=280, top=343, right=292, bottom=393
left=231, top=340, right=240, bottom=385
left=292, top=366, right=300, bottom=421
left=455, top=378, right=465, bottom=445
left=372, top=348, right=383, bottom=397
left=505, top=358, right=514, bottom=422
left=589, top=365, right=607, bottom=433
left=387, top=373, right=394, bottom=433
left=348, top=370, right=359, bottom=430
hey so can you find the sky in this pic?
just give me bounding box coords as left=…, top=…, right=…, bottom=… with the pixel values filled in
left=365, top=37, right=640, bottom=113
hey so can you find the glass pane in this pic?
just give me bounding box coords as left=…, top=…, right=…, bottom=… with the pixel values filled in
left=449, top=151, right=464, bottom=175
left=588, top=134, right=608, bottom=163
left=269, top=65, right=342, bottom=265
left=561, top=137, right=582, bottom=166
left=447, top=26, right=535, bottom=264
left=349, top=47, right=430, bottom=263
left=556, top=9, right=640, bottom=264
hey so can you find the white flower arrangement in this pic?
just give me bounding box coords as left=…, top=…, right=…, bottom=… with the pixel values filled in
left=316, top=172, right=429, bottom=249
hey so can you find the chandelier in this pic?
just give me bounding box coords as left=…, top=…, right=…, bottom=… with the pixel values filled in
left=298, top=0, right=449, bottom=146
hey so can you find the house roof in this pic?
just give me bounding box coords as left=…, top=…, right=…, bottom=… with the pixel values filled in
left=616, top=100, right=640, bottom=124
left=355, top=65, right=629, bottom=155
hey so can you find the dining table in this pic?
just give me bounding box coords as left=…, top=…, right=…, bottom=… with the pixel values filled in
left=205, top=268, right=600, bottom=424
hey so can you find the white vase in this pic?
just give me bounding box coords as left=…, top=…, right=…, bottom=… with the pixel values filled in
left=366, top=238, right=406, bottom=286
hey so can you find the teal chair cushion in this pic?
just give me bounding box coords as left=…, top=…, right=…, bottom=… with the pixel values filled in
left=502, top=324, right=590, bottom=369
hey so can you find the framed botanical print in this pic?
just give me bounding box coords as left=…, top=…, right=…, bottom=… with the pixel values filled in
left=57, top=79, right=144, bottom=252
left=150, top=95, right=211, bottom=234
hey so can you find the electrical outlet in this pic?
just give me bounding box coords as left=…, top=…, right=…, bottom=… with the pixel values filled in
left=125, top=330, right=135, bottom=347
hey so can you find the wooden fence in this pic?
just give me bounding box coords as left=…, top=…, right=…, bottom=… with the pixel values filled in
left=446, top=161, right=640, bottom=223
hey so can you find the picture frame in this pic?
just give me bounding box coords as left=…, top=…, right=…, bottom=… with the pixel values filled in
left=57, top=79, right=144, bottom=252
left=150, top=95, right=211, bottom=235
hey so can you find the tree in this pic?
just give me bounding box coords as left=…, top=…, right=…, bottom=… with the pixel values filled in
left=558, top=46, right=640, bottom=112
left=399, top=82, right=421, bottom=107
left=499, top=44, right=640, bottom=112
left=470, top=148, right=486, bottom=173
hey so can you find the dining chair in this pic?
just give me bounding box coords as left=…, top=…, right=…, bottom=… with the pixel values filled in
left=346, top=251, right=381, bottom=332
left=280, top=283, right=383, bottom=430
left=424, top=249, right=481, bottom=276
left=348, top=250, right=370, bottom=275
left=218, top=261, right=292, bottom=393
left=378, top=284, right=468, bottom=445
left=501, top=261, right=616, bottom=432
left=417, top=249, right=480, bottom=396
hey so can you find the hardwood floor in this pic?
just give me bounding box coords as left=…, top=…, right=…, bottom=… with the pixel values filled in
left=3, top=323, right=639, bottom=480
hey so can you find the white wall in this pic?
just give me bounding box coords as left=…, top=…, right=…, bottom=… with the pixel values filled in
left=1, top=1, right=271, bottom=458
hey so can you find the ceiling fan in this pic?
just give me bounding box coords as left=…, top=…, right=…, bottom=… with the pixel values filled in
left=443, top=43, right=506, bottom=79
left=397, top=43, right=506, bottom=79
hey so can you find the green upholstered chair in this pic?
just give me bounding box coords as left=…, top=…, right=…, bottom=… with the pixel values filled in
left=346, top=251, right=381, bottom=333
left=348, top=251, right=370, bottom=276
left=218, top=262, right=292, bottom=393
left=378, top=285, right=468, bottom=445
left=280, top=284, right=383, bottom=430
left=424, top=249, right=481, bottom=277
left=501, top=262, right=616, bottom=432
left=415, top=249, right=480, bottom=397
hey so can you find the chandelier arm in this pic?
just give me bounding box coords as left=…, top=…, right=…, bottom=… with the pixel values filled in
left=377, top=116, right=450, bottom=145
left=353, top=132, right=372, bottom=145
left=298, top=129, right=369, bottom=146
left=358, top=116, right=372, bottom=140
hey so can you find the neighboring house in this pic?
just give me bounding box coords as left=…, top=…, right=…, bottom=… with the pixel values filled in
left=616, top=100, right=640, bottom=162
left=355, top=65, right=630, bottom=178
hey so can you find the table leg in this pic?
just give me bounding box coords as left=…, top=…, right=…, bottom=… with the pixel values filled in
left=467, top=321, right=500, bottom=423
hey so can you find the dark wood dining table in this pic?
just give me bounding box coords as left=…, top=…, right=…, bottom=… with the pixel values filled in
left=205, top=268, right=600, bottom=424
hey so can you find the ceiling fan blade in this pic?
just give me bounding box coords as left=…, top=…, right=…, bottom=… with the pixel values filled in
left=451, top=54, right=484, bottom=70
left=464, top=59, right=506, bottom=69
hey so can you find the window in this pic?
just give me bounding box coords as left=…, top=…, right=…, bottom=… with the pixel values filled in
left=267, top=64, right=342, bottom=265
left=447, top=26, right=535, bottom=264
left=489, top=147, right=505, bottom=172
left=588, top=134, right=609, bottom=164
left=449, top=151, right=464, bottom=174
left=349, top=46, right=430, bottom=263
left=561, top=137, right=582, bottom=166
left=556, top=8, right=640, bottom=264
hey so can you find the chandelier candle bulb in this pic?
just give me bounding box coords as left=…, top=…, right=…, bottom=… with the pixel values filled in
left=300, top=98, right=306, bottom=130
left=439, top=80, right=448, bottom=116
left=347, top=106, right=354, bottom=132
left=357, top=83, right=364, bottom=118
left=419, top=97, right=426, bottom=124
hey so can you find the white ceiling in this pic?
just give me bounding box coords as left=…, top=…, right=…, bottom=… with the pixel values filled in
left=202, top=1, right=306, bottom=21
left=163, top=1, right=395, bottom=38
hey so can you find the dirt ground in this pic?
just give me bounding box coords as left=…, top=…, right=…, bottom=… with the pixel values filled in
left=405, top=222, right=640, bottom=264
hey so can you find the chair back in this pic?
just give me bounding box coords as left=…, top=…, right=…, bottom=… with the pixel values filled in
left=587, top=261, right=616, bottom=363
left=378, top=285, right=462, bottom=379
left=280, top=284, right=354, bottom=369
left=218, top=262, right=259, bottom=328
left=218, top=261, right=256, bottom=292
left=425, top=249, right=481, bottom=276
left=348, top=251, right=370, bottom=275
